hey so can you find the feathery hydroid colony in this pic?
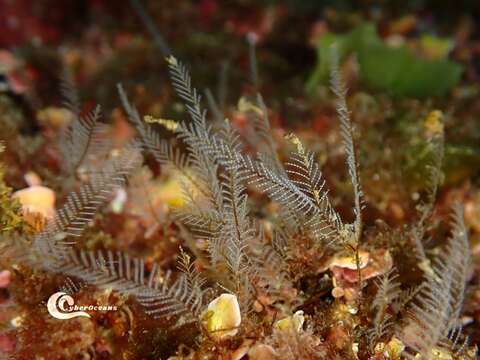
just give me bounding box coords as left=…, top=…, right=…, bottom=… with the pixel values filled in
left=0, top=48, right=475, bottom=359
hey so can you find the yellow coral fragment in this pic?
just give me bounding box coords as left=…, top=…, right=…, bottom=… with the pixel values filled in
left=36, top=106, right=74, bottom=128
left=423, top=110, right=444, bottom=138
left=237, top=97, right=263, bottom=116
left=418, top=258, right=437, bottom=279
left=157, top=177, right=186, bottom=208
left=144, top=115, right=178, bottom=131
left=285, top=133, right=306, bottom=155
left=166, top=55, right=178, bottom=66
left=374, top=342, right=385, bottom=354
left=430, top=348, right=453, bottom=360
left=13, top=185, right=55, bottom=222
left=10, top=315, right=23, bottom=328
left=329, top=250, right=370, bottom=270
left=385, top=337, right=405, bottom=359
left=203, top=293, right=241, bottom=340
left=274, top=310, right=305, bottom=332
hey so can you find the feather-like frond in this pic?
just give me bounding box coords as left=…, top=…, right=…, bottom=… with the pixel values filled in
left=235, top=153, right=345, bottom=249
left=118, top=84, right=164, bottom=163
left=412, top=113, right=445, bottom=262
left=53, top=248, right=204, bottom=322
left=204, top=88, right=223, bottom=124
left=285, top=135, right=343, bottom=241
left=254, top=95, right=278, bottom=157
left=245, top=94, right=285, bottom=176
left=59, top=105, right=110, bottom=175
left=176, top=248, right=206, bottom=302
left=175, top=206, right=223, bottom=240
left=250, top=228, right=295, bottom=304
left=60, top=68, right=81, bottom=118
left=329, top=45, right=364, bottom=237
left=238, top=155, right=317, bottom=215
left=59, top=73, right=111, bottom=176
left=399, top=263, right=453, bottom=359
left=119, top=84, right=220, bottom=204
left=33, top=143, right=142, bottom=263
left=166, top=56, right=206, bottom=129
left=369, top=268, right=401, bottom=344
left=441, top=204, right=470, bottom=330
left=398, top=204, right=471, bottom=358
left=423, top=131, right=444, bottom=210
left=122, top=59, right=258, bottom=308
left=218, top=169, right=252, bottom=278
left=59, top=276, right=86, bottom=295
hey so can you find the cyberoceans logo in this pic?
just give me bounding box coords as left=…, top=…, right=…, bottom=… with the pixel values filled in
left=47, top=292, right=117, bottom=320
left=47, top=292, right=91, bottom=319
